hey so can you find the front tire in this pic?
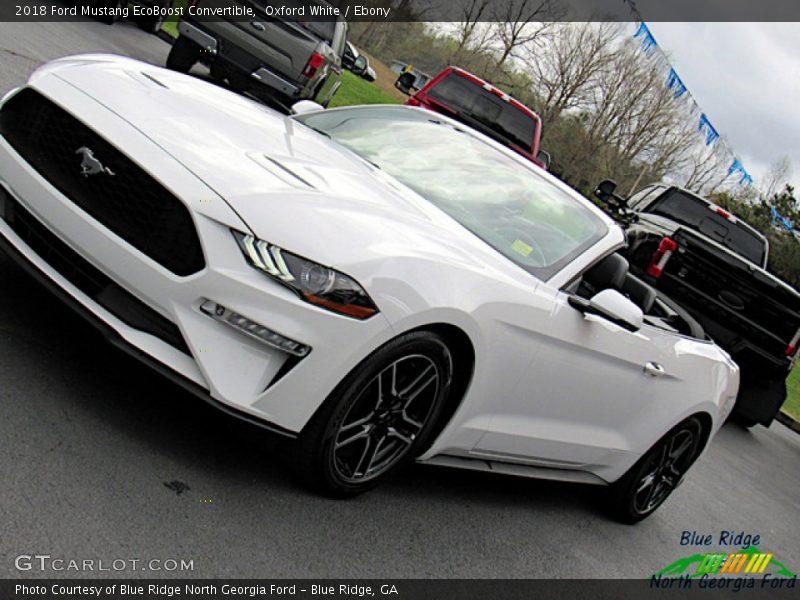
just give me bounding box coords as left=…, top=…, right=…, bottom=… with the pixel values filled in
left=135, top=15, right=165, bottom=34
left=295, top=331, right=454, bottom=497
left=96, top=0, right=123, bottom=24
left=166, top=35, right=200, bottom=73
left=607, top=416, right=705, bottom=524
left=730, top=413, right=758, bottom=429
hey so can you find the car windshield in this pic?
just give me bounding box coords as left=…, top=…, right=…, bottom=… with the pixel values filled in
left=646, top=190, right=767, bottom=266
left=425, top=71, right=537, bottom=152
left=295, top=106, right=607, bottom=279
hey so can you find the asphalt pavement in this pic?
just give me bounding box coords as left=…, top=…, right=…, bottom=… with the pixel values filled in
left=0, top=19, right=798, bottom=579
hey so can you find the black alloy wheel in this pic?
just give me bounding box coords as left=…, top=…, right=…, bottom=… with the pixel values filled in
left=608, top=416, right=705, bottom=523
left=295, top=331, right=454, bottom=496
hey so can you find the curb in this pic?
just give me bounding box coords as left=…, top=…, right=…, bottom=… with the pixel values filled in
left=776, top=410, right=800, bottom=434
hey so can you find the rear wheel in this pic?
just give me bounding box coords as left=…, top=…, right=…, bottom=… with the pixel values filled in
left=607, top=416, right=705, bottom=524
left=166, top=35, right=200, bottom=73
left=226, top=71, right=252, bottom=93
left=96, top=0, right=123, bottom=24
left=135, top=15, right=165, bottom=34
left=730, top=413, right=758, bottom=429
left=295, top=331, right=453, bottom=497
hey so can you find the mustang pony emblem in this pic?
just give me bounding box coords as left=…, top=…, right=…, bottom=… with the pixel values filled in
left=76, top=147, right=114, bottom=177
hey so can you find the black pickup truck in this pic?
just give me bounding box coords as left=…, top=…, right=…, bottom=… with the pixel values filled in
left=595, top=180, right=800, bottom=427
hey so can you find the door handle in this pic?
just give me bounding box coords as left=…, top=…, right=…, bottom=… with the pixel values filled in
left=644, top=362, right=665, bottom=377
left=250, top=20, right=266, bottom=31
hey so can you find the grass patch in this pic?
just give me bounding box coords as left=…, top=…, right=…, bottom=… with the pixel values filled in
left=161, top=0, right=185, bottom=38
left=782, top=366, right=800, bottom=420
left=158, top=14, right=398, bottom=111
left=327, top=71, right=401, bottom=108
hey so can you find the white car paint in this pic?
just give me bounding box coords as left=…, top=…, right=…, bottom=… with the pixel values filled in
left=0, top=55, right=739, bottom=487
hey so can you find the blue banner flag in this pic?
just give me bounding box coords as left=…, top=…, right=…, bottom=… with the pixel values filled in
left=666, top=68, right=687, bottom=98
left=698, top=114, right=719, bottom=145
left=633, top=22, right=657, bottom=55
left=728, top=159, right=744, bottom=177
left=771, top=206, right=794, bottom=232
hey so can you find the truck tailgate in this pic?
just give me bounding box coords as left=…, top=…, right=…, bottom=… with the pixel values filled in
left=662, top=228, right=800, bottom=360
left=195, top=0, right=317, bottom=81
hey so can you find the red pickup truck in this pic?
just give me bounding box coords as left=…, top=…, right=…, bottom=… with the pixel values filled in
left=405, top=67, right=549, bottom=169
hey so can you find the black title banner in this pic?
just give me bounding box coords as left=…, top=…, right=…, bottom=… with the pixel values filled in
left=3, top=579, right=798, bottom=600
left=3, top=0, right=800, bottom=23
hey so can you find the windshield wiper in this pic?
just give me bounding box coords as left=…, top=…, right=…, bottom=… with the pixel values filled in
left=307, top=125, right=331, bottom=139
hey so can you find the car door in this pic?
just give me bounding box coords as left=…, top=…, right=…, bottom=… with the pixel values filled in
left=473, top=286, right=682, bottom=471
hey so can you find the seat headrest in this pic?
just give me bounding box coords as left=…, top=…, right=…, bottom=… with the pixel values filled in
left=623, top=275, right=657, bottom=314
left=584, top=253, right=629, bottom=291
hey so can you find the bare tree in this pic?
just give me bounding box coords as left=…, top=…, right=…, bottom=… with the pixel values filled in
left=581, top=46, right=694, bottom=178
left=682, top=143, right=732, bottom=195
left=448, top=0, right=494, bottom=64
left=526, top=22, right=620, bottom=132
left=524, top=41, right=707, bottom=192
left=763, top=156, right=792, bottom=199
left=490, top=0, right=559, bottom=71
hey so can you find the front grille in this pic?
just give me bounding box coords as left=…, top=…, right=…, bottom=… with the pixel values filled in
left=0, top=88, right=204, bottom=276
left=0, top=190, right=191, bottom=356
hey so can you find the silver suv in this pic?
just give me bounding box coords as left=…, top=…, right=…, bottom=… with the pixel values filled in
left=167, top=0, right=346, bottom=109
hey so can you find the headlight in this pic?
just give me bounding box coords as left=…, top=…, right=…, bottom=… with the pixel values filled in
left=232, top=231, right=378, bottom=319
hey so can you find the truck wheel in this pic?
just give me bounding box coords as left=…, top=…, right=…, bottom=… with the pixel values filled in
left=227, top=72, right=252, bottom=93
left=96, top=0, right=122, bottom=24
left=730, top=413, right=758, bottom=429
left=135, top=15, right=165, bottom=34
left=166, top=36, right=200, bottom=73
left=135, top=0, right=169, bottom=33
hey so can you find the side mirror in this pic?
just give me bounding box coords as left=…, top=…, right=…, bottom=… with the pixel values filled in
left=395, top=73, right=415, bottom=95
left=594, top=179, right=618, bottom=202
left=535, top=150, right=551, bottom=170
left=353, top=55, right=368, bottom=75
left=290, top=100, right=324, bottom=115
left=594, top=178, right=631, bottom=219
left=568, top=289, right=643, bottom=332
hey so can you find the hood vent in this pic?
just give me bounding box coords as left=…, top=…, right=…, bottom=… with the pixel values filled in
left=262, top=156, right=316, bottom=189
left=248, top=153, right=321, bottom=190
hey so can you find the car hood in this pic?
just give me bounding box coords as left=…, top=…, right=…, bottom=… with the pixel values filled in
left=31, top=54, right=525, bottom=273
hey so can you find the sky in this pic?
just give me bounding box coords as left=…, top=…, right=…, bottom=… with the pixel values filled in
left=646, top=22, right=800, bottom=195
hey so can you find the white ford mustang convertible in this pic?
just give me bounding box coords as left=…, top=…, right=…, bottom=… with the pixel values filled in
left=0, top=55, right=739, bottom=522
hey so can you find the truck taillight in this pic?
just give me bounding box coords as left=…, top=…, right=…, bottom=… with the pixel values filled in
left=647, top=237, right=678, bottom=279
left=709, top=203, right=736, bottom=223
left=302, top=53, right=325, bottom=78
left=786, top=328, right=800, bottom=358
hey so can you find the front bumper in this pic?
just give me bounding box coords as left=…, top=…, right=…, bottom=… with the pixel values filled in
left=0, top=81, right=392, bottom=434
left=0, top=217, right=296, bottom=438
